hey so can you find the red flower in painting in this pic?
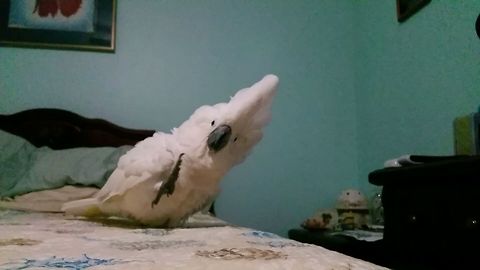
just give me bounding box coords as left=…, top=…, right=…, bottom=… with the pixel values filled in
left=33, top=0, right=82, bottom=18
left=59, top=0, right=82, bottom=17
left=33, top=0, right=58, bottom=17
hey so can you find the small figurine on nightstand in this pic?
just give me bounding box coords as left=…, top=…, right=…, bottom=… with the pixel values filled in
left=336, top=189, right=370, bottom=230
left=301, top=189, right=372, bottom=231
left=301, top=209, right=338, bottom=230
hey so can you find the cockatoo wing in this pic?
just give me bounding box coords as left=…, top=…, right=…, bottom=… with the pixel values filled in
left=95, top=132, right=178, bottom=202
left=63, top=132, right=178, bottom=216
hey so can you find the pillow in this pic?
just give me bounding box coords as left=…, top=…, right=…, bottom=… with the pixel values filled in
left=0, top=130, right=131, bottom=198
left=0, top=130, right=36, bottom=195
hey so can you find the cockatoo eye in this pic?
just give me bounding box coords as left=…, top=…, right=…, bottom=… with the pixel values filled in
left=211, top=121, right=215, bottom=126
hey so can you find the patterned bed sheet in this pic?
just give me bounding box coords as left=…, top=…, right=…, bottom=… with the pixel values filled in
left=0, top=209, right=388, bottom=270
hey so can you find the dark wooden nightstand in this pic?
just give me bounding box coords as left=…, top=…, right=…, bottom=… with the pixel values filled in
left=369, top=155, right=480, bottom=269
left=288, top=228, right=390, bottom=268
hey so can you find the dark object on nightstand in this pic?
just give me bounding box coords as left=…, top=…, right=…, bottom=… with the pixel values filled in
left=369, top=155, right=480, bottom=269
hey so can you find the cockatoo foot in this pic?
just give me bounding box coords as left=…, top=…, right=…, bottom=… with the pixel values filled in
left=151, top=153, right=185, bottom=208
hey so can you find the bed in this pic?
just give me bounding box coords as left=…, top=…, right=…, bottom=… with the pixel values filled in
left=0, top=108, right=388, bottom=270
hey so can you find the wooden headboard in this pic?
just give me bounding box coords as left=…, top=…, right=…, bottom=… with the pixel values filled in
left=0, top=108, right=155, bottom=149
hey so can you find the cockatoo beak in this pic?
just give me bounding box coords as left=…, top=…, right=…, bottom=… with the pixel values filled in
left=207, top=124, right=232, bottom=152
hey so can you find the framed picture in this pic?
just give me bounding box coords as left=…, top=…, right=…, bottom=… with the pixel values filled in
left=0, top=0, right=116, bottom=52
left=396, top=0, right=431, bottom=23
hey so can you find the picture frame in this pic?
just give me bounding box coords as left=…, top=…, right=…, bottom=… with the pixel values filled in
left=476, top=13, right=480, bottom=39
left=396, top=0, right=431, bottom=23
left=0, top=0, right=116, bottom=52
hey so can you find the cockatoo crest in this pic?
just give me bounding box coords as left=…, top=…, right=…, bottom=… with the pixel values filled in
left=172, top=74, right=278, bottom=169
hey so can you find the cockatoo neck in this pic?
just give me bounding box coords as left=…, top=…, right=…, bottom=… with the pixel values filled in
left=177, top=137, right=231, bottom=183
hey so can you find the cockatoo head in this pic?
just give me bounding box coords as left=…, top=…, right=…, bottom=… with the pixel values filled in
left=172, top=74, right=278, bottom=171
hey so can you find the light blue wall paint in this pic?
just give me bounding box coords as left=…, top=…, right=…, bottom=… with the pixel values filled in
left=2, top=0, right=478, bottom=236
left=355, top=1, right=480, bottom=193
left=0, top=0, right=358, bottom=236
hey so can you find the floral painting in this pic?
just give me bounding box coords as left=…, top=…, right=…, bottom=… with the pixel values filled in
left=8, top=0, right=95, bottom=32
left=0, top=0, right=116, bottom=52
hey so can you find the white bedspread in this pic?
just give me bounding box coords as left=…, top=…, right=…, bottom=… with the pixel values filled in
left=0, top=209, right=388, bottom=270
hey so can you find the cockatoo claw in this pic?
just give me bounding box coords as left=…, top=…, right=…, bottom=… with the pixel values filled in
left=151, top=153, right=185, bottom=207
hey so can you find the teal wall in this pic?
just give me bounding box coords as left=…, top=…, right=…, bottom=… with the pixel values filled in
left=2, top=0, right=478, bottom=236
left=0, top=1, right=358, bottom=236
left=355, top=1, right=480, bottom=193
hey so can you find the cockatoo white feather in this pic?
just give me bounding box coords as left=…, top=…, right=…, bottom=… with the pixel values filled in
left=62, top=74, right=279, bottom=227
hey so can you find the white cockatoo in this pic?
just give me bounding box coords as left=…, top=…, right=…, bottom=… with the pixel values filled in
left=62, top=74, right=279, bottom=227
